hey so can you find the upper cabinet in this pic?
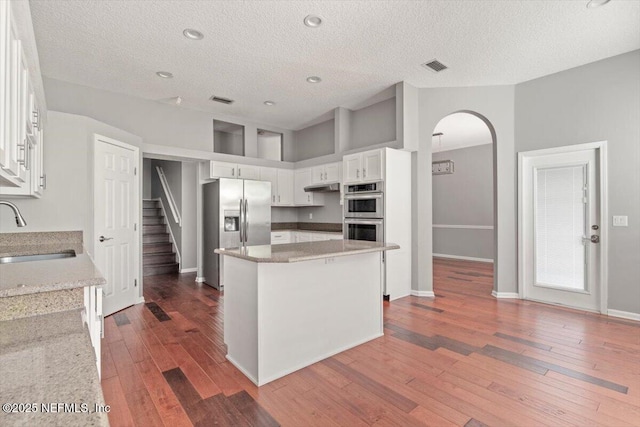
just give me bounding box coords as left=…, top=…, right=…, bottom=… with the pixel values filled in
left=210, top=161, right=260, bottom=180
left=0, top=0, right=46, bottom=197
left=260, top=167, right=293, bottom=206
left=343, top=149, right=385, bottom=184
left=311, top=161, right=341, bottom=185
left=294, top=169, right=324, bottom=206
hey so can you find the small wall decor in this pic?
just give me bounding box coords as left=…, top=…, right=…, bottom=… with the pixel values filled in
left=432, top=160, right=454, bottom=175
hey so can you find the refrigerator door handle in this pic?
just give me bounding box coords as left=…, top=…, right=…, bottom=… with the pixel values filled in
left=239, top=199, right=244, bottom=244
left=244, top=199, right=249, bottom=242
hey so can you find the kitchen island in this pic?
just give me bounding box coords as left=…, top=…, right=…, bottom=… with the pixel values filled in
left=215, top=239, right=399, bottom=386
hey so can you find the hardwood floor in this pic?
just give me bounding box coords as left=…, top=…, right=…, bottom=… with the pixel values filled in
left=101, top=258, right=640, bottom=426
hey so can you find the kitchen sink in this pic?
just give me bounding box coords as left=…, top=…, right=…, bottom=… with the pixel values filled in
left=0, top=250, right=77, bottom=264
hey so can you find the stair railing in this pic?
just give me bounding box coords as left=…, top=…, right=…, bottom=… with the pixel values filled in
left=155, top=166, right=182, bottom=227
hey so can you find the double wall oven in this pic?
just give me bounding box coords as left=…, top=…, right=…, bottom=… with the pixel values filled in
left=343, top=181, right=384, bottom=243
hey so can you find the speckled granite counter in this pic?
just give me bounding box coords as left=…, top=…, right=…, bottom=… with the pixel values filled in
left=215, top=239, right=399, bottom=263
left=0, top=231, right=84, bottom=257
left=0, top=253, right=106, bottom=298
left=0, top=309, right=108, bottom=427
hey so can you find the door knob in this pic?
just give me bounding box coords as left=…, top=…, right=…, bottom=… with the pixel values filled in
left=99, top=236, right=113, bottom=242
left=583, top=235, right=600, bottom=244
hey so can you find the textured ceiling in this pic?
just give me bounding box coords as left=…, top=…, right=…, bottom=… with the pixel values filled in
left=29, top=0, right=640, bottom=130
left=432, top=113, right=492, bottom=153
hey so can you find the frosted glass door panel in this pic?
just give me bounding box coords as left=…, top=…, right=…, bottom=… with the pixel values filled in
left=534, top=165, right=586, bottom=291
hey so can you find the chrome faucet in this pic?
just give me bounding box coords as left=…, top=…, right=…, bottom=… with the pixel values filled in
left=0, top=200, right=27, bottom=227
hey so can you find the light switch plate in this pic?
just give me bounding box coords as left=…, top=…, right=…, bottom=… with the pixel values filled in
left=613, top=215, right=628, bottom=227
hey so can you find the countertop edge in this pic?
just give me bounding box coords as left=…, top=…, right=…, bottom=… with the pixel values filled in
left=215, top=243, right=400, bottom=263
left=0, top=277, right=106, bottom=298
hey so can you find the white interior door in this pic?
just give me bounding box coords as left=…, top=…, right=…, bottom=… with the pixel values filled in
left=94, top=135, right=139, bottom=316
left=520, top=146, right=603, bottom=312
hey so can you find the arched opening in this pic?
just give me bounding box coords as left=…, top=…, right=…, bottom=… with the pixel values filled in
left=430, top=111, right=497, bottom=297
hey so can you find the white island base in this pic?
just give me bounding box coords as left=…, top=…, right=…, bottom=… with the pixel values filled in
left=222, top=250, right=384, bottom=386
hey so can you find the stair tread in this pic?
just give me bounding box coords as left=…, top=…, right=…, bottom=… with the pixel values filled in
left=144, top=262, right=179, bottom=267
left=143, top=232, right=170, bottom=236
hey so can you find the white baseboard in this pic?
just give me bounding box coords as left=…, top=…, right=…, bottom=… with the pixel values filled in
left=195, top=276, right=205, bottom=283
left=411, top=290, right=435, bottom=298
left=180, top=267, right=198, bottom=273
left=433, top=253, right=494, bottom=263
left=134, top=297, right=145, bottom=305
left=491, top=290, right=519, bottom=299
left=607, top=309, right=640, bottom=321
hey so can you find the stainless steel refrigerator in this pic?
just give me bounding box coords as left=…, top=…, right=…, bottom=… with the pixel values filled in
left=202, top=178, right=271, bottom=289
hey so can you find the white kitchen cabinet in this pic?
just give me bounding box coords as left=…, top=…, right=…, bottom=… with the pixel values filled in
left=0, top=0, right=10, bottom=179
left=295, top=232, right=313, bottom=243
left=342, top=149, right=385, bottom=184
left=294, top=169, right=324, bottom=206
left=210, top=161, right=260, bottom=180
left=0, top=0, right=46, bottom=194
left=271, top=231, right=293, bottom=244
left=311, top=232, right=342, bottom=242
left=311, top=161, right=341, bottom=185
left=261, top=167, right=294, bottom=206
left=276, top=169, right=294, bottom=205
left=83, top=285, right=103, bottom=378
left=260, top=167, right=278, bottom=205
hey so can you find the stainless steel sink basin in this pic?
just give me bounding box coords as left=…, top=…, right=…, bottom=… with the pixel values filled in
left=0, top=250, right=76, bottom=264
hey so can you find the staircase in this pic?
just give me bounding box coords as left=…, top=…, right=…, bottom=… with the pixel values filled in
left=143, top=200, right=179, bottom=276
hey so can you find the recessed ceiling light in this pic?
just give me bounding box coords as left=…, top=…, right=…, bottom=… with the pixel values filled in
left=183, top=28, right=204, bottom=40
left=306, top=76, right=322, bottom=83
left=264, top=101, right=275, bottom=106
left=586, top=0, right=611, bottom=8
left=303, top=15, right=322, bottom=27
left=156, top=71, right=173, bottom=79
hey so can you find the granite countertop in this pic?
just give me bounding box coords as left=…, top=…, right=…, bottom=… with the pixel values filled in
left=215, top=239, right=399, bottom=263
left=0, top=253, right=106, bottom=298
left=0, top=309, right=108, bottom=427
left=0, top=231, right=84, bottom=257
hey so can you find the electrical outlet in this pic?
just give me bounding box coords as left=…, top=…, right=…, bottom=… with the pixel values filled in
left=613, top=215, right=628, bottom=227
left=309, top=213, right=313, bottom=220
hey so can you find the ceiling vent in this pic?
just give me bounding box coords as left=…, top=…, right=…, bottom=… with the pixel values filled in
left=210, top=95, right=234, bottom=105
left=422, top=59, right=448, bottom=73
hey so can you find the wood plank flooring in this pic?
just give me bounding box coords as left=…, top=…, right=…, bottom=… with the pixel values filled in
left=101, top=257, right=640, bottom=426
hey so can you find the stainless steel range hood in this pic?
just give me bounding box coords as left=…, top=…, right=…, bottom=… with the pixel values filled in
left=303, top=183, right=340, bottom=193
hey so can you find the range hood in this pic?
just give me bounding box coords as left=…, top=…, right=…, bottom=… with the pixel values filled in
left=303, top=183, right=340, bottom=193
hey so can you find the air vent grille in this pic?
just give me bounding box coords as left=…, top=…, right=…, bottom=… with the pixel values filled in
left=210, top=96, right=234, bottom=105
left=422, top=59, right=448, bottom=73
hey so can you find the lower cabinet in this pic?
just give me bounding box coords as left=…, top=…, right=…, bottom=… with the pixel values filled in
left=271, top=231, right=343, bottom=245
left=271, top=231, right=294, bottom=244
left=83, top=285, right=103, bottom=378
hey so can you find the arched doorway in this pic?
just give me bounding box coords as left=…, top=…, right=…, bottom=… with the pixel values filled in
left=430, top=111, right=497, bottom=297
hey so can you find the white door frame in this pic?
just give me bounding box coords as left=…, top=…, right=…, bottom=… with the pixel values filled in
left=518, top=141, right=608, bottom=314
left=93, top=134, right=143, bottom=308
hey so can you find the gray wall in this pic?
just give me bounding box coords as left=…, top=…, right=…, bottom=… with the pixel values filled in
left=214, top=130, right=244, bottom=156
left=432, top=144, right=494, bottom=260
left=43, top=77, right=296, bottom=161
left=142, top=158, right=152, bottom=199
left=150, top=159, right=182, bottom=252
left=293, top=119, right=335, bottom=161
left=0, top=111, right=143, bottom=259
left=515, top=49, right=640, bottom=314
left=297, top=193, right=343, bottom=224
left=349, top=97, right=396, bottom=150
left=181, top=162, right=197, bottom=269
left=271, top=208, right=298, bottom=223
